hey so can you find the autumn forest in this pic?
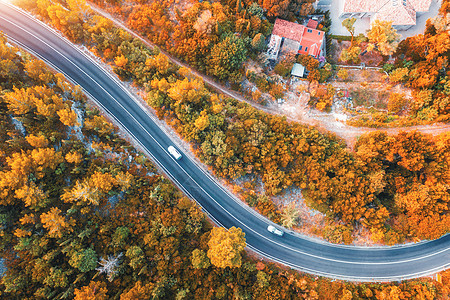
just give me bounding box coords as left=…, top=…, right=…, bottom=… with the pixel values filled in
left=0, top=0, right=450, bottom=298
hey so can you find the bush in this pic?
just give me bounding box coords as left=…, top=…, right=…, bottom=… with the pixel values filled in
left=323, top=224, right=353, bottom=244
left=383, top=63, right=395, bottom=73
left=297, top=54, right=319, bottom=70
left=319, top=68, right=333, bottom=83
left=254, top=75, right=270, bottom=92
left=388, top=93, right=408, bottom=114
left=273, top=63, right=291, bottom=77
left=307, top=69, right=321, bottom=82
left=337, top=68, right=349, bottom=81
left=340, top=46, right=361, bottom=64
left=274, top=53, right=296, bottom=78
left=389, top=67, right=409, bottom=83
left=269, top=83, right=285, bottom=99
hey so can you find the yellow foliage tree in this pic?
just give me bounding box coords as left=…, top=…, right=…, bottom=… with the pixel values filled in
left=114, top=54, right=128, bottom=68
left=40, top=207, right=72, bottom=238
left=151, top=78, right=170, bottom=92
left=88, top=15, right=113, bottom=34
left=388, top=93, right=408, bottom=114
left=207, top=226, right=246, bottom=268
left=340, top=46, right=361, bottom=64
left=367, top=20, right=401, bottom=56
left=195, top=111, right=210, bottom=131
left=0, top=152, right=33, bottom=204
left=31, top=148, right=63, bottom=178
left=3, top=87, right=37, bottom=115
left=32, top=85, right=64, bottom=118
left=115, top=172, right=133, bottom=191
left=120, top=281, right=154, bottom=300
left=19, top=213, right=35, bottom=225
left=15, top=181, right=47, bottom=208
left=46, top=3, right=82, bottom=36
left=74, top=281, right=108, bottom=300
left=90, top=171, right=116, bottom=193
left=24, top=59, right=54, bottom=83
left=66, top=0, right=91, bottom=17
left=114, top=55, right=128, bottom=68
left=14, top=228, right=32, bottom=238
left=65, top=151, right=83, bottom=164
left=58, top=108, right=79, bottom=126
left=62, top=180, right=100, bottom=205
left=26, top=134, right=48, bottom=148
left=389, top=67, right=409, bottom=83
left=146, top=52, right=170, bottom=75
left=167, top=78, right=207, bottom=105
left=84, top=115, right=114, bottom=136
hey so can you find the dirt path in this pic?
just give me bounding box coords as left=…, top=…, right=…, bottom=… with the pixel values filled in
left=88, top=4, right=450, bottom=147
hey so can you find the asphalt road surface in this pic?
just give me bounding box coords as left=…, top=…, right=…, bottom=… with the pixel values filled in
left=0, top=2, right=449, bottom=281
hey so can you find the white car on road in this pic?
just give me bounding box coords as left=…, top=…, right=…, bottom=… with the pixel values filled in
left=168, top=146, right=182, bottom=160
left=267, top=225, right=284, bottom=236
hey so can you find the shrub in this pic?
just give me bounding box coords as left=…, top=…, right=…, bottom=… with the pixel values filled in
left=337, top=68, right=349, bottom=81
left=297, top=54, right=319, bottom=70
left=274, top=53, right=296, bottom=78
left=388, top=93, right=408, bottom=114
left=389, top=67, right=409, bottom=83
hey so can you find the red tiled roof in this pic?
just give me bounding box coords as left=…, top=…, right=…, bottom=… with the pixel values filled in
left=298, top=38, right=322, bottom=57
left=307, top=19, right=318, bottom=29
left=272, top=19, right=304, bottom=42
left=272, top=18, right=325, bottom=57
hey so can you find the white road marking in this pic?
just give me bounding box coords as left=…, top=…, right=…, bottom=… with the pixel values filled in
left=1, top=3, right=449, bottom=280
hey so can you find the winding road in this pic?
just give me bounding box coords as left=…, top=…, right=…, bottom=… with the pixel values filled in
left=0, top=2, right=449, bottom=281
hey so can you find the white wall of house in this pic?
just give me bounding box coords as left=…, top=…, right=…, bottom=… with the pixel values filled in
left=266, top=35, right=282, bottom=60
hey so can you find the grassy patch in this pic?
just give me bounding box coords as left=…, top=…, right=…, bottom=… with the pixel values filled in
left=351, top=88, right=388, bottom=110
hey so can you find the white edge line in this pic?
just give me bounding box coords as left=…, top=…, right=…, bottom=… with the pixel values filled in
left=2, top=4, right=450, bottom=280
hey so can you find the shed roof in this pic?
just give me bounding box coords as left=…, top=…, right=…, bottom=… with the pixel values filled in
left=291, top=63, right=305, bottom=77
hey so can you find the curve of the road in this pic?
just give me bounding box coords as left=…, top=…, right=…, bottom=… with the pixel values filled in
left=0, top=2, right=449, bottom=282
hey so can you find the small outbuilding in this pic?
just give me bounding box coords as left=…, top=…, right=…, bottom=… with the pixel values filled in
left=291, top=63, right=306, bottom=78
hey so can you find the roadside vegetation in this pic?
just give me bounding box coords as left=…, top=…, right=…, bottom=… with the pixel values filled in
left=3, top=31, right=450, bottom=299
left=12, top=0, right=450, bottom=245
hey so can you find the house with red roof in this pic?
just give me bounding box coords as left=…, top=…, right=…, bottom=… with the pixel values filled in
left=266, top=18, right=326, bottom=61
left=339, top=0, right=433, bottom=30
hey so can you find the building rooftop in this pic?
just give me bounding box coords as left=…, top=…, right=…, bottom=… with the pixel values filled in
left=272, top=19, right=305, bottom=42
left=408, top=0, right=433, bottom=12
left=307, top=19, right=318, bottom=29
left=291, top=63, right=305, bottom=77
left=343, top=0, right=432, bottom=13
left=272, top=18, right=325, bottom=57
left=375, top=0, right=416, bottom=25
left=342, top=0, right=432, bottom=26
